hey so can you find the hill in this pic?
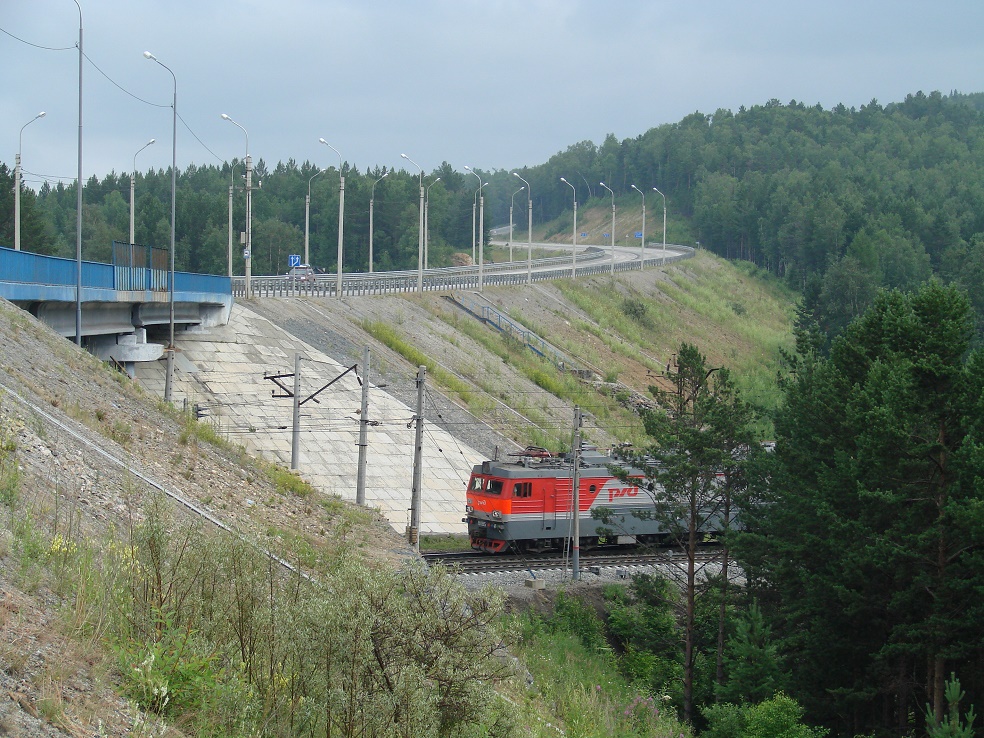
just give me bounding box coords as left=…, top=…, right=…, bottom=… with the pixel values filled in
left=0, top=297, right=408, bottom=736
left=245, top=249, right=794, bottom=453
left=0, top=251, right=795, bottom=735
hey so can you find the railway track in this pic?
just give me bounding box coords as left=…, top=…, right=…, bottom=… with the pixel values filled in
left=422, top=547, right=725, bottom=576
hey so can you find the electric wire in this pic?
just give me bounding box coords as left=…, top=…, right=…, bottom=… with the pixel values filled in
left=2, top=24, right=226, bottom=166
left=0, top=25, right=75, bottom=50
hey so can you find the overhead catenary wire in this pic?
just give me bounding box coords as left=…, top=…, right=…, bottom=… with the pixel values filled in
left=1, top=23, right=226, bottom=168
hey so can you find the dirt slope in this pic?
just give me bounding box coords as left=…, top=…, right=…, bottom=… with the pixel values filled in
left=0, top=298, right=408, bottom=737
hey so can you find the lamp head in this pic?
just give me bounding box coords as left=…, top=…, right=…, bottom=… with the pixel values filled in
left=221, top=113, right=231, bottom=121
left=464, top=165, right=472, bottom=171
left=319, top=137, right=327, bottom=144
left=560, top=177, right=568, bottom=183
left=401, top=153, right=409, bottom=161
left=148, top=138, right=156, bottom=144
left=37, top=111, right=46, bottom=119
left=143, top=51, right=156, bottom=61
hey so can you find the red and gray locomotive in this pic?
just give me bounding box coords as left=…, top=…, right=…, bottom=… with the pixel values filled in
left=465, top=445, right=678, bottom=554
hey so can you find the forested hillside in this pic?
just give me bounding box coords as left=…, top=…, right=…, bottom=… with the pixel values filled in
left=2, top=90, right=982, bottom=336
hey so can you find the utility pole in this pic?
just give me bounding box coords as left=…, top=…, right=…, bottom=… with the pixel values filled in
left=291, top=353, right=301, bottom=470
left=571, top=406, right=583, bottom=581
left=356, top=346, right=370, bottom=506
left=409, top=365, right=426, bottom=550
left=264, top=360, right=358, bottom=472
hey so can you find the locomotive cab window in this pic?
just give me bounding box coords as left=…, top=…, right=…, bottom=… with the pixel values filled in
left=513, top=482, right=532, bottom=498
left=469, top=477, right=503, bottom=494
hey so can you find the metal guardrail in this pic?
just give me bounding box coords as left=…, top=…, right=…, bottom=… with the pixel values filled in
left=448, top=289, right=572, bottom=370
left=232, top=245, right=693, bottom=298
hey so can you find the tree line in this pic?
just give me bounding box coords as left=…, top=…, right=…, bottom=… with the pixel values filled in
left=603, top=280, right=982, bottom=737
left=4, top=92, right=983, bottom=325
left=0, top=157, right=503, bottom=278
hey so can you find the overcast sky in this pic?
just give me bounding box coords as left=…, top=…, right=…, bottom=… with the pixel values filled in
left=3, top=1, right=984, bottom=190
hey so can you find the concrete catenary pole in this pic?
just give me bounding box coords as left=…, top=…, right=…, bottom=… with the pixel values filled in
left=356, top=346, right=370, bottom=506
left=571, top=406, right=583, bottom=581
left=409, top=365, right=426, bottom=549
left=290, top=353, right=301, bottom=470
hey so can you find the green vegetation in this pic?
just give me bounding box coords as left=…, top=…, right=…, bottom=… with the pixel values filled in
left=419, top=533, right=473, bottom=552
left=361, top=319, right=492, bottom=417
left=735, top=282, right=984, bottom=735
left=1, top=465, right=518, bottom=737
left=508, top=591, right=691, bottom=738
left=432, top=307, right=651, bottom=449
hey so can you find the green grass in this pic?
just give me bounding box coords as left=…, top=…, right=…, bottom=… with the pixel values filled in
left=434, top=310, right=650, bottom=449
left=551, top=252, right=794, bottom=436
left=418, top=533, right=473, bottom=552
left=505, top=605, right=691, bottom=738
left=361, top=319, right=486, bottom=414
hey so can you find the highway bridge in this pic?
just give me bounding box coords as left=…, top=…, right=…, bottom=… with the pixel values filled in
left=0, top=243, right=231, bottom=371
left=233, top=241, right=691, bottom=298
left=0, top=239, right=692, bottom=370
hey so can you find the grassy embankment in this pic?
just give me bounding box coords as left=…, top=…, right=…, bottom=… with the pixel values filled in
left=367, top=251, right=795, bottom=447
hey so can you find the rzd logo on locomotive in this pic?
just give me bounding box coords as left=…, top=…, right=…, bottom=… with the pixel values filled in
left=608, top=486, right=639, bottom=502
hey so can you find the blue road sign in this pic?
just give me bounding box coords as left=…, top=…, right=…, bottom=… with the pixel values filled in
left=289, top=254, right=301, bottom=267
left=635, top=231, right=643, bottom=239
left=603, top=233, right=610, bottom=238
left=580, top=232, right=588, bottom=238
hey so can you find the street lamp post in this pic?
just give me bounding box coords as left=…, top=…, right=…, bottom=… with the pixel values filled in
left=369, top=171, right=388, bottom=273
left=464, top=166, right=481, bottom=267
left=600, top=181, right=615, bottom=274
left=129, top=137, right=154, bottom=246
left=144, top=51, right=177, bottom=402
left=425, top=177, right=440, bottom=269
left=401, top=153, right=424, bottom=293
left=560, top=177, right=577, bottom=278
left=221, top=114, right=251, bottom=299
left=319, top=139, right=345, bottom=298
left=305, top=168, right=325, bottom=267
left=74, top=0, right=83, bottom=346
left=509, top=186, right=524, bottom=263
left=653, top=187, right=667, bottom=259
left=227, top=162, right=239, bottom=278
left=465, top=167, right=488, bottom=290
left=478, top=180, right=486, bottom=290
left=15, top=111, right=46, bottom=252
left=512, top=172, right=532, bottom=284
left=631, top=184, right=646, bottom=270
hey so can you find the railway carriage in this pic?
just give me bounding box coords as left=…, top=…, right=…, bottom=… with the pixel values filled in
left=465, top=445, right=680, bottom=553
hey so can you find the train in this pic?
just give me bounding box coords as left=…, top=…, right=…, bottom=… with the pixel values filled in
left=465, top=445, right=728, bottom=554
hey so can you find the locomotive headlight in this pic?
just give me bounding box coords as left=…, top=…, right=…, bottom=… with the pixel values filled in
left=492, top=510, right=501, bottom=518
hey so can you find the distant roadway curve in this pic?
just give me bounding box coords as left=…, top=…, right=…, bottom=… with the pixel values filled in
left=232, top=242, right=693, bottom=299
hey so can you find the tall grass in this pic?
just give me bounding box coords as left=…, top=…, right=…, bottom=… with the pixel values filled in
left=505, top=600, right=691, bottom=738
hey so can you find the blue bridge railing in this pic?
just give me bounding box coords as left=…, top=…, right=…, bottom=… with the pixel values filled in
left=0, top=245, right=231, bottom=300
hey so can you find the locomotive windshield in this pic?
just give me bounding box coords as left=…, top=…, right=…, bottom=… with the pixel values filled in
left=468, top=476, right=504, bottom=495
